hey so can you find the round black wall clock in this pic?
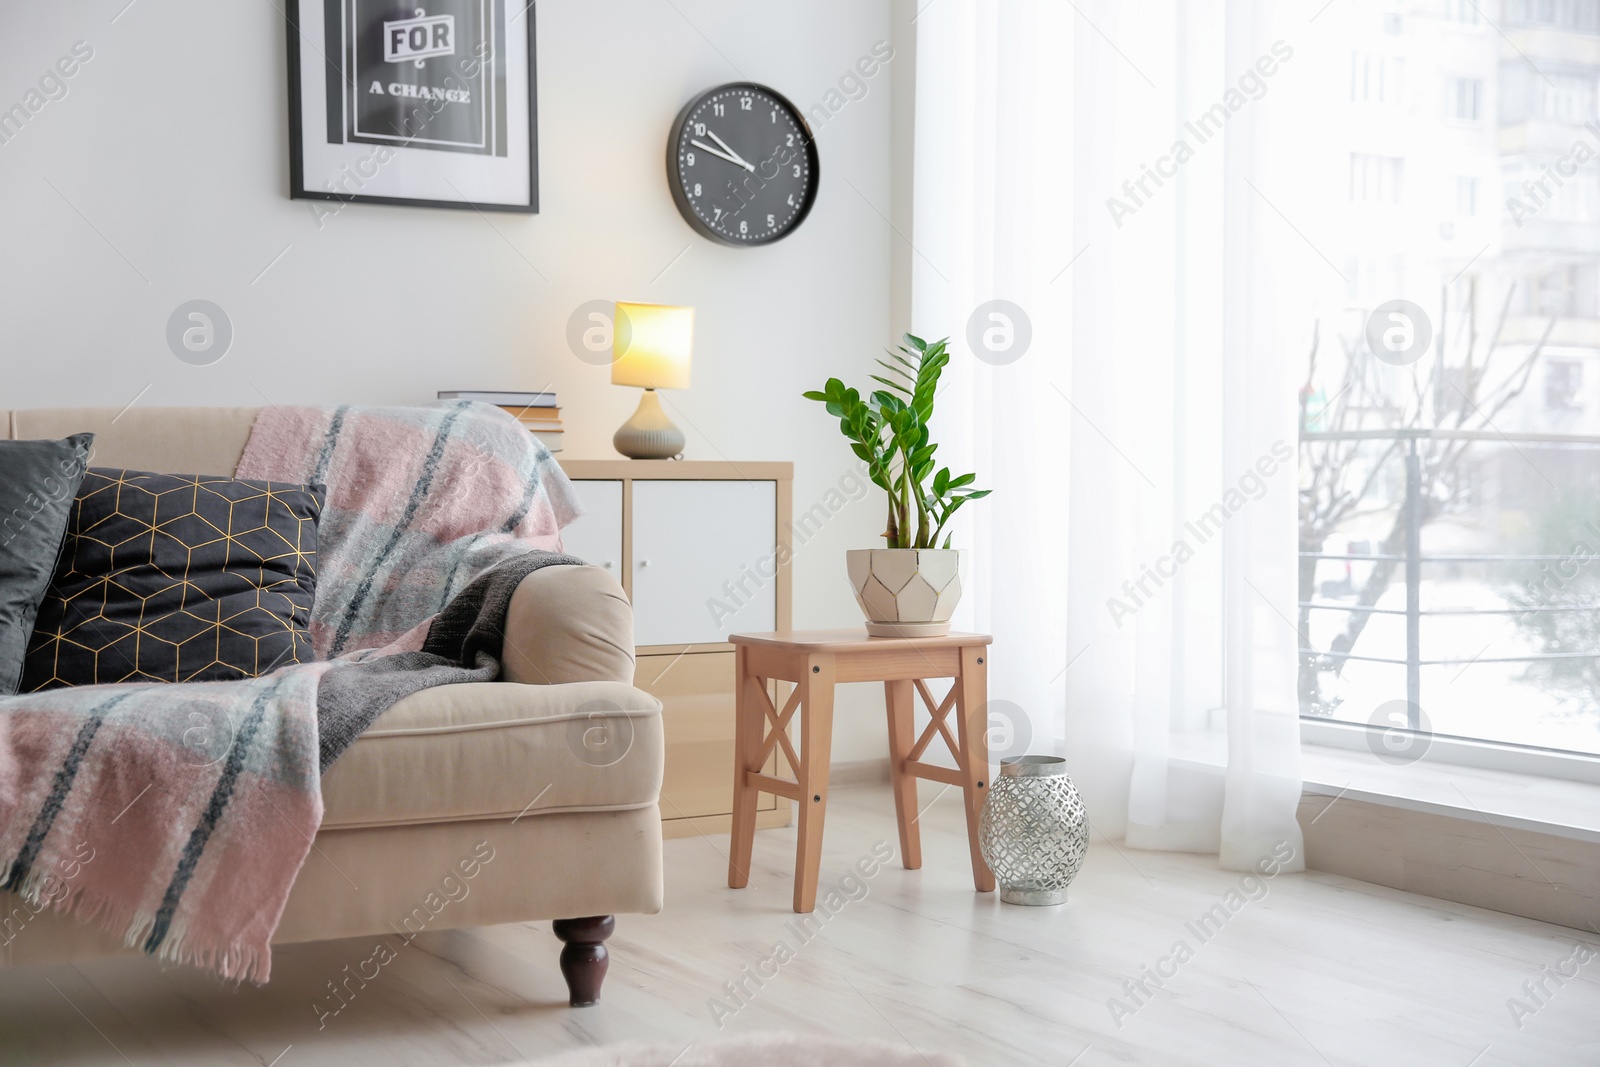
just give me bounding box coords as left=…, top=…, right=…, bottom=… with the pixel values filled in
left=667, top=83, right=819, bottom=246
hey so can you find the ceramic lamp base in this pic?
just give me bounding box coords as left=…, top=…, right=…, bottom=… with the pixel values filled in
left=613, top=389, right=685, bottom=460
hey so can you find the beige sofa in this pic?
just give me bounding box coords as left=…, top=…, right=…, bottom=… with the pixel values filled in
left=0, top=407, right=664, bottom=1006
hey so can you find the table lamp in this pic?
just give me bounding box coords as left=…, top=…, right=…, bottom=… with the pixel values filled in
left=611, top=302, right=694, bottom=459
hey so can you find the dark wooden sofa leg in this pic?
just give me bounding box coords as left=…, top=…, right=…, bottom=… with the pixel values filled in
left=552, top=916, right=614, bottom=1007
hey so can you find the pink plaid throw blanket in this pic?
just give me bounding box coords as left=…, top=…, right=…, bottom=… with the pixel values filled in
left=0, top=402, right=578, bottom=982
left=235, top=402, right=580, bottom=657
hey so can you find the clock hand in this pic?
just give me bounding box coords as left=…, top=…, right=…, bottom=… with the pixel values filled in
left=705, top=129, right=756, bottom=171
left=691, top=138, right=755, bottom=173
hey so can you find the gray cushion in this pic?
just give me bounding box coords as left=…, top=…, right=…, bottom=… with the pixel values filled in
left=0, top=434, right=94, bottom=695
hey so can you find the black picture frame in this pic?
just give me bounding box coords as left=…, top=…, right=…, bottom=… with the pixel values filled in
left=286, top=0, right=539, bottom=213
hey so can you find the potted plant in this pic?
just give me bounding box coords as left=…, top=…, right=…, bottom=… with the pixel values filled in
left=803, top=334, right=990, bottom=636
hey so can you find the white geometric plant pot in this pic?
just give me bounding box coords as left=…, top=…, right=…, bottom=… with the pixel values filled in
left=845, top=548, right=965, bottom=638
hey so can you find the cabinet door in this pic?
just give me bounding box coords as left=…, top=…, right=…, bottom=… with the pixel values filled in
left=558, top=480, right=623, bottom=574
left=632, top=480, right=777, bottom=646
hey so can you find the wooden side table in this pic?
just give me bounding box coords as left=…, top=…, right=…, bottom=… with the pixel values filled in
left=727, top=629, right=996, bottom=912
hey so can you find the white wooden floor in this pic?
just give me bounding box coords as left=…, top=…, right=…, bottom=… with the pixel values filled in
left=2, top=783, right=1596, bottom=1066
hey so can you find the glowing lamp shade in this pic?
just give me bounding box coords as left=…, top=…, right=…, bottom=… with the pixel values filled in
left=610, top=302, right=694, bottom=459
left=612, top=303, right=694, bottom=390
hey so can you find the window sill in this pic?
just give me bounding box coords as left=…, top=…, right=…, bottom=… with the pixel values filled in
left=1167, top=724, right=1600, bottom=845
left=1298, top=739, right=1600, bottom=845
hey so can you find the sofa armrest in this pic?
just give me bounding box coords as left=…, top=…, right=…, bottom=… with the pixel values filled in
left=500, top=564, right=635, bottom=685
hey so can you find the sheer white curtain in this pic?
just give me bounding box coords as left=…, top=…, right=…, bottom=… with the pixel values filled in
left=912, top=0, right=1306, bottom=869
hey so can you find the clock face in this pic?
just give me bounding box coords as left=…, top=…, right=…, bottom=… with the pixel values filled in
left=667, top=83, right=819, bottom=246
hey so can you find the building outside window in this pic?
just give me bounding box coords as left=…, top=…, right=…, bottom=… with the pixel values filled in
left=1350, top=152, right=1404, bottom=203
left=1302, top=0, right=1600, bottom=758
left=1447, top=76, right=1482, bottom=122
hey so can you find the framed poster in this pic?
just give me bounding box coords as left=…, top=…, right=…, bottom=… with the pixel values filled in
left=287, top=0, right=538, bottom=213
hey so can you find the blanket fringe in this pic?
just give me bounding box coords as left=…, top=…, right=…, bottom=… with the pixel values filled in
left=13, top=869, right=270, bottom=984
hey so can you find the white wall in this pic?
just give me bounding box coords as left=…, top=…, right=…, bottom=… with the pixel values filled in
left=0, top=0, right=901, bottom=761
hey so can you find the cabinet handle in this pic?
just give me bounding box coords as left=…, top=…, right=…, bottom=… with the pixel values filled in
left=601, top=561, right=614, bottom=569
left=638, top=559, right=652, bottom=567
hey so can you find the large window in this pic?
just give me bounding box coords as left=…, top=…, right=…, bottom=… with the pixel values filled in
left=1351, top=52, right=1404, bottom=105
left=1504, top=0, right=1600, bottom=32
left=1537, top=71, right=1596, bottom=121
left=1447, top=76, right=1482, bottom=122
left=1349, top=153, right=1404, bottom=203
left=1301, top=3, right=1600, bottom=758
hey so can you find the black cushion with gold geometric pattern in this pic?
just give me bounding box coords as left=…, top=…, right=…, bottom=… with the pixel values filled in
left=20, top=469, right=324, bottom=690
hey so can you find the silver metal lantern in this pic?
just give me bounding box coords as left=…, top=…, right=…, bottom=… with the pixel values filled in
left=978, top=755, right=1088, bottom=906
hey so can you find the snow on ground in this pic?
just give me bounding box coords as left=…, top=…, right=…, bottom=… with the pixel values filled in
left=1308, top=576, right=1600, bottom=755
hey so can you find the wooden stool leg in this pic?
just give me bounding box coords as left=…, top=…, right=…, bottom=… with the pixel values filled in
left=728, top=647, right=760, bottom=889
left=883, top=679, right=922, bottom=870
left=793, top=654, right=836, bottom=912
left=954, top=646, right=996, bottom=892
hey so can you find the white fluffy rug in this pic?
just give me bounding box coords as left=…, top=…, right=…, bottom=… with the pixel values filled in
left=534, top=1032, right=967, bottom=1066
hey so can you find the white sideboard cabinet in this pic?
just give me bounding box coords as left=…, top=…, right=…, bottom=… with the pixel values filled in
left=558, top=460, right=794, bottom=839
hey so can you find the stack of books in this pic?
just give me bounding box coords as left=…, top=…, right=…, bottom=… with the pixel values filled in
left=437, top=390, right=564, bottom=452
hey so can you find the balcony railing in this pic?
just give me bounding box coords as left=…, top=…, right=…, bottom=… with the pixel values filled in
left=1299, top=427, right=1600, bottom=732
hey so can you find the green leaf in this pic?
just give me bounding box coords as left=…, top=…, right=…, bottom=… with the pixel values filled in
left=802, top=334, right=987, bottom=546
left=883, top=351, right=919, bottom=373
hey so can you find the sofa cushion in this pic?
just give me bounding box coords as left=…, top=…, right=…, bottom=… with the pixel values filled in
left=21, top=469, right=324, bottom=689
left=7, top=407, right=259, bottom=476
left=0, top=434, right=94, bottom=695
left=319, top=680, right=664, bottom=830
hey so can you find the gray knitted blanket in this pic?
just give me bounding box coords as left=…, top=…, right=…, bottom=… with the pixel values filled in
left=316, top=551, right=583, bottom=770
